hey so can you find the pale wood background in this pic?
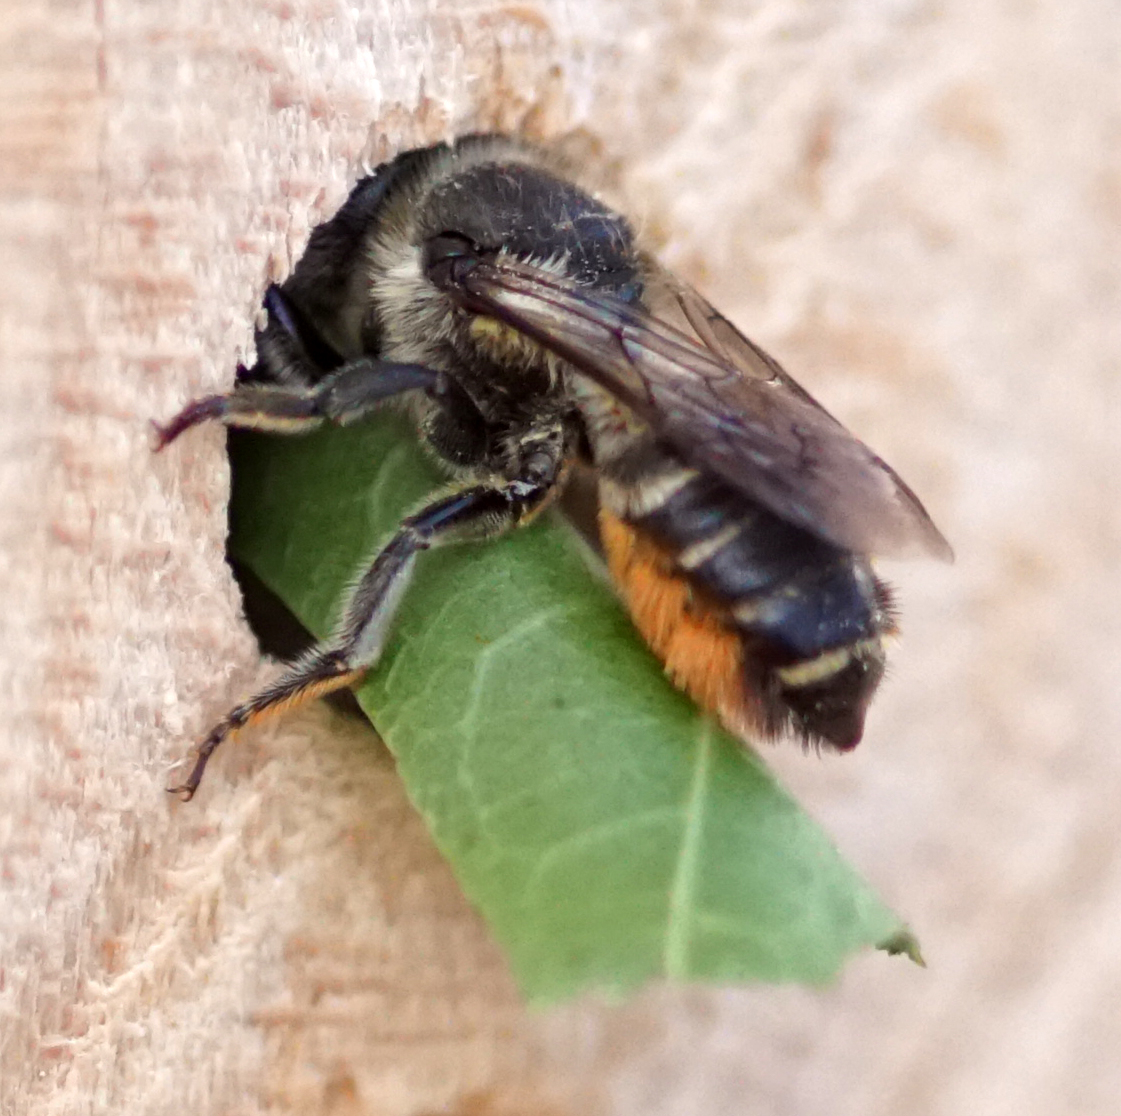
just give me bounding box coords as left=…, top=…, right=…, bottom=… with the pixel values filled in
left=2, top=1, right=1118, bottom=1113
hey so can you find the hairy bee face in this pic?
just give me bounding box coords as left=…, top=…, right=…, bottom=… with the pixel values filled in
left=157, top=133, right=949, bottom=798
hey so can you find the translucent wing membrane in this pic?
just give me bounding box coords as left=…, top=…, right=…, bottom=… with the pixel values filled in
left=447, top=257, right=952, bottom=561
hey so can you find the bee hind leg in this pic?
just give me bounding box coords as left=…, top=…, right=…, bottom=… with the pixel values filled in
left=169, top=475, right=551, bottom=800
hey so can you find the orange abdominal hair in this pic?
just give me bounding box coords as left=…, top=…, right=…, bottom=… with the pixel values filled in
left=599, top=510, right=763, bottom=741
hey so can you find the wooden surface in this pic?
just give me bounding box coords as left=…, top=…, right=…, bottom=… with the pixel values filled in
left=2, top=1, right=1118, bottom=1113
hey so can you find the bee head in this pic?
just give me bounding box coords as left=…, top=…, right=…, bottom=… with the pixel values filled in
left=419, top=160, right=639, bottom=294
left=366, top=140, right=643, bottom=378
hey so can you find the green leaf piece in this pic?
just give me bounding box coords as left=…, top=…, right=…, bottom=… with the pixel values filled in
left=228, top=415, right=916, bottom=1003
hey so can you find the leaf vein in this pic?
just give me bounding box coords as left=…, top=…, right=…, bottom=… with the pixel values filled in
left=521, top=807, right=683, bottom=900
left=662, top=720, right=713, bottom=979
left=454, top=606, right=570, bottom=817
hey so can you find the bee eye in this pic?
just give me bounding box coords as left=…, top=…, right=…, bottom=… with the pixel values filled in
left=428, top=231, right=478, bottom=256
left=423, top=232, right=484, bottom=289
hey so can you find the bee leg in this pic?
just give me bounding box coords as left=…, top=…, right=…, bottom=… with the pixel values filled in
left=170, top=476, right=551, bottom=800
left=153, top=359, right=475, bottom=449
left=260, top=283, right=344, bottom=375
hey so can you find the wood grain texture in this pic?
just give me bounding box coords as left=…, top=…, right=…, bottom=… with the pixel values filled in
left=2, top=0, right=1118, bottom=1113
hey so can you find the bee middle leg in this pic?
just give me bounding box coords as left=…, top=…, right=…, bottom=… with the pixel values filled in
left=170, top=475, right=552, bottom=800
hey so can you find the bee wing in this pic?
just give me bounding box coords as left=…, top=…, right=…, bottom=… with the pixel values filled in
left=453, top=258, right=952, bottom=560
left=655, top=268, right=825, bottom=408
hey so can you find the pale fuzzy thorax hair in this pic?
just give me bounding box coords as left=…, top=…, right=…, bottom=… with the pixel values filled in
left=365, top=139, right=531, bottom=356
left=362, top=136, right=611, bottom=372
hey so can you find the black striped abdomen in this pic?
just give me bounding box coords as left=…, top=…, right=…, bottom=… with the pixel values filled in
left=599, top=458, right=895, bottom=749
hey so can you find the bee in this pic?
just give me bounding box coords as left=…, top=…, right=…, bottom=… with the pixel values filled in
left=156, top=134, right=951, bottom=800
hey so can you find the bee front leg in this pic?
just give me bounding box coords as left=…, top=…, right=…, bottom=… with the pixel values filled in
left=152, top=358, right=465, bottom=449
left=170, top=475, right=552, bottom=800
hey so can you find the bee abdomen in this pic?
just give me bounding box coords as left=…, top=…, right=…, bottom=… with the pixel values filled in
left=630, top=473, right=886, bottom=652
left=599, top=469, right=895, bottom=750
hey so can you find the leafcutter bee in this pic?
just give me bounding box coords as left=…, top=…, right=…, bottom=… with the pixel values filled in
left=156, top=134, right=951, bottom=800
